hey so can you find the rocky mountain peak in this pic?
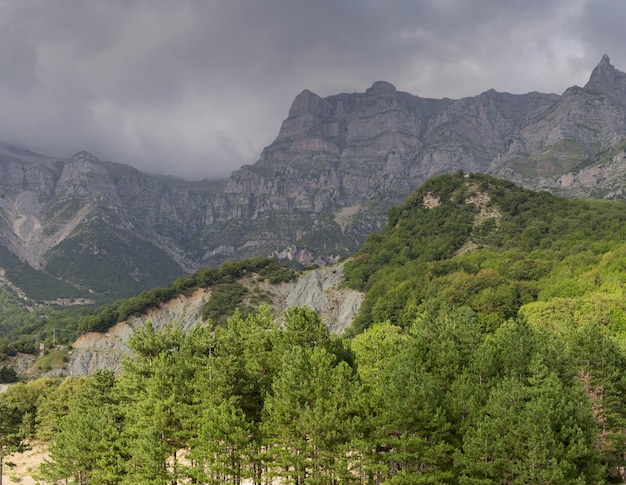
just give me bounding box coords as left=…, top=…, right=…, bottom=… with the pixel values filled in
left=59, top=151, right=108, bottom=183
left=6, top=55, right=626, bottom=304
left=366, top=81, right=396, bottom=94
left=68, top=150, right=100, bottom=163
left=584, top=54, right=626, bottom=98
left=288, top=89, right=328, bottom=117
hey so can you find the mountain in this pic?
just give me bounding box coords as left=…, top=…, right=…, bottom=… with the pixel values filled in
left=8, top=172, right=626, bottom=485
left=4, top=165, right=623, bottom=377
left=19, top=171, right=626, bottom=378
left=0, top=149, right=210, bottom=301
left=3, top=55, right=626, bottom=303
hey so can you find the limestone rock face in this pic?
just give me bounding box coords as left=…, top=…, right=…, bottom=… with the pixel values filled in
left=2, top=56, right=626, bottom=302
left=493, top=56, right=626, bottom=185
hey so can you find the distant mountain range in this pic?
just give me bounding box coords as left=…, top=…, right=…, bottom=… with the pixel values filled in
left=3, top=54, right=626, bottom=303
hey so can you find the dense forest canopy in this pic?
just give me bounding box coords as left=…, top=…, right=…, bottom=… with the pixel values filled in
left=345, top=172, right=626, bottom=336
left=0, top=304, right=620, bottom=483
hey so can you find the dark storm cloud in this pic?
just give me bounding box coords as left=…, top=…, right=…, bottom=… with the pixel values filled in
left=576, top=1, right=626, bottom=63
left=0, top=0, right=618, bottom=179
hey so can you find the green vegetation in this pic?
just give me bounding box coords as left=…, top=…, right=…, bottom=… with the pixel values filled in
left=201, top=282, right=249, bottom=325
left=34, top=347, right=70, bottom=373
left=0, top=257, right=294, bottom=360
left=0, top=286, right=44, bottom=337
left=345, top=172, right=626, bottom=334
left=0, top=303, right=616, bottom=483
left=0, top=245, right=88, bottom=301
left=44, top=218, right=185, bottom=299
left=0, top=365, right=17, bottom=383
left=77, top=257, right=294, bottom=334
left=7, top=172, right=626, bottom=482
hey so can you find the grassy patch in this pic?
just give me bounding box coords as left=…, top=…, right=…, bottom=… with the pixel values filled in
left=35, top=347, right=69, bottom=372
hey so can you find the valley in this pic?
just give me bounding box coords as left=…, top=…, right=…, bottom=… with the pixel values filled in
left=3, top=56, right=626, bottom=307
left=5, top=56, right=626, bottom=483
left=3, top=173, right=626, bottom=482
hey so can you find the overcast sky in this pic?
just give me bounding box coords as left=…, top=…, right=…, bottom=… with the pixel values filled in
left=0, top=0, right=623, bottom=180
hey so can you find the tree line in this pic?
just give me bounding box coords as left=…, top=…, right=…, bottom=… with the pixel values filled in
left=1, top=303, right=623, bottom=484
left=0, top=257, right=295, bottom=363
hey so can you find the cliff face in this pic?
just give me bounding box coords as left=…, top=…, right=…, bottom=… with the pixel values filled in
left=2, top=56, right=626, bottom=302
left=216, top=56, right=626, bottom=268
left=493, top=56, right=626, bottom=185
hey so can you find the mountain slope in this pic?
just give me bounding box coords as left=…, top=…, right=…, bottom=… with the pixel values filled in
left=495, top=55, right=626, bottom=187
left=0, top=150, right=207, bottom=301
left=9, top=176, right=626, bottom=485
left=24, top=172, right=626, bottom=377
left=10, top=260, right=362, bottom=377
left=344, top=172, right=626, bottom=334
left=4, top=56, right=626, bottom=302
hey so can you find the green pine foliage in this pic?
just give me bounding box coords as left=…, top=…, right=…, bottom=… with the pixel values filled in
left=201, top=282, right=249, bottom=325
left=22, top=303, right=620, bottom=483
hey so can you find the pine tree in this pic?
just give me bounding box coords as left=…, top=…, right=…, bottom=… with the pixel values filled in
left=457, top=367, right=603, bottom=484
left=0, top=397, right=28, bottom=485
left=119, top=322, right=197, bottom=484
left=263, top=345, right=361, bottom=483
left=186, top=399, right=252, bottom=484
left=39, top=370, right=127, bottom=485
left=566, top=321, right=626, bottom=479
left=362, top=351, right=455, bottom=484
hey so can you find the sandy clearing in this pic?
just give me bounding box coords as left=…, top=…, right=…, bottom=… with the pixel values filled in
left=2, top=442, right=48, bottom=485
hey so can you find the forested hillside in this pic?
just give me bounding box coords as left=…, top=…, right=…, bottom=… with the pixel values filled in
left=345, top=172, right=626, bottom=335
left=3, top=173, right=626, bottom=483
left=0, top=257, right=295, bottom=361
